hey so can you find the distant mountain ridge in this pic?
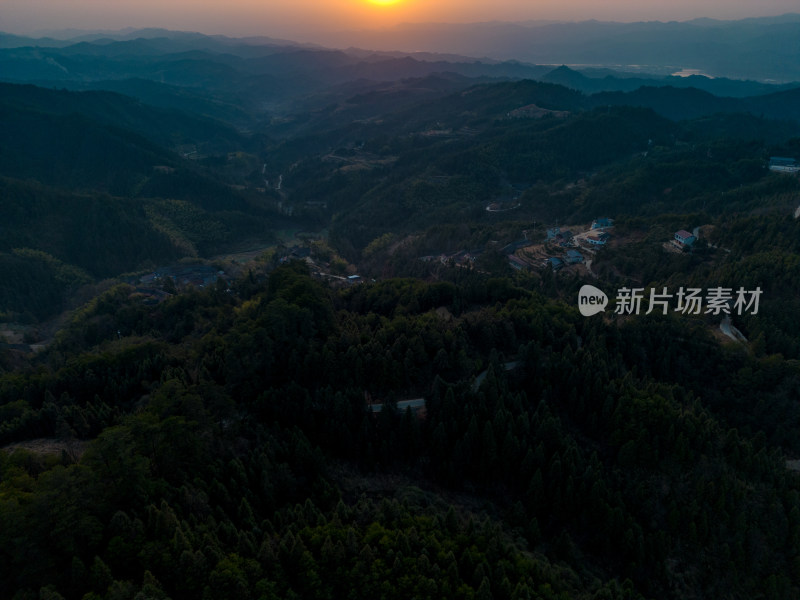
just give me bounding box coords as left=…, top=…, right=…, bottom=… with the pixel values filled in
left=2, top=25, right=800, bottom=132
left=319, top=14, right=800, bottom=82
left=1, top=26, right=799, bottom=131
left=4, top=14, right=800, bottom=84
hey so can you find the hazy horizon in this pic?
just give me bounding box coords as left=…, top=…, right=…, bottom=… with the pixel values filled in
left=3, top=1, right=800, bottom=43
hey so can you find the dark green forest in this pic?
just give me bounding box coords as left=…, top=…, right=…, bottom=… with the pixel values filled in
left=2, top=31, right=800, bottom=600
left=2, top=263, right=800, bottom=599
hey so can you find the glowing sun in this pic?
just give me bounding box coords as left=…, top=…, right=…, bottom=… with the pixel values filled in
left=366, top=0, right=402, bottom=5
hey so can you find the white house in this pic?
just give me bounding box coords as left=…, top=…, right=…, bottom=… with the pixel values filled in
left=674, top=230, right=696, bottom=247
left=586, top=232, right=610, bottom=246
left=769, top=157, right=800, bottom=173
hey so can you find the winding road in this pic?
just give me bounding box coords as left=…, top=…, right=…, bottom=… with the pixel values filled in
left=720, top=315, right=748, bottom=343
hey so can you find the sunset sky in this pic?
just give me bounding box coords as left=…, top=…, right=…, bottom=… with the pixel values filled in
left=3, top=0, right=799, bottom=39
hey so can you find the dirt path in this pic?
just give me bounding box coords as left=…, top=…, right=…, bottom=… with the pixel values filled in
left=584, top=258, right=596, bottom=277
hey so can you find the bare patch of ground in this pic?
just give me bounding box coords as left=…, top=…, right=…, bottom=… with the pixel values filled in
left=0, top=328, right=24, bottom=344
left=1, top=438, right=89, bottom=459
left=435, top=306, right=454, bottom=322
left=572, top=263, right=593, bottom=278
left=608, top=229, right=647, bottom=246
left=662, top=241, right=686, bottom=254
left=518, top=245, right=550, bottom=264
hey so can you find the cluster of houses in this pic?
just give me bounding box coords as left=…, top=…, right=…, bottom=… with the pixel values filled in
left=591, top=217, right=614, bottom=229
left=543, top=249, right=585, bottom=271
left=278, top=245, right=365, bottom=285
left=587, top=218, right=614, bottom=246
left=131, top=264, right=227, bottom=304
left=507, top=217, right=616, bottom=272
left=546, top=227, right=575, bottom=247
left=138, top=264, right=225, bottom=288
left=546, top=218, right=615, bottom=249
left=420, top=249, right=482, bottom=268
left=279, top=245, right=311, bottom=264
left=769, top=156, right=800, bottom=174
left=535, top=219, right=699, bottom=270
left=423, top=217, right=623, bottom=274
left=417, top=207, right=629, bottom=275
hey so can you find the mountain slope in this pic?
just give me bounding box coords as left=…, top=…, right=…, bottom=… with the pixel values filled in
left=589, top=84, right=800, bottom=124
left=0, top=82, right=246, bottom=151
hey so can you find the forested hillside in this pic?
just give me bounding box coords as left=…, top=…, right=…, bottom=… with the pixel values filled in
left=0, top=84, right=285, bottom=322
left=2, top=262, right=799, bottom=599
